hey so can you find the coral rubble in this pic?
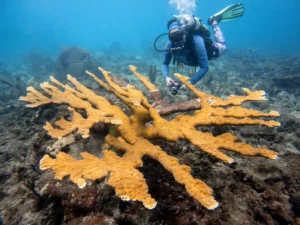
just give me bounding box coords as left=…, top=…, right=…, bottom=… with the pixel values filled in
left=20, top=65, right=280, bottom=210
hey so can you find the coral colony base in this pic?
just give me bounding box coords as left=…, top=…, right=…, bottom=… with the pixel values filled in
left=20, top=65, right=280, bottom=210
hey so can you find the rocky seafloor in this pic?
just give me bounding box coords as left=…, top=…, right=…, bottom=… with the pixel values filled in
left=0, top=47, right=300, bottom=225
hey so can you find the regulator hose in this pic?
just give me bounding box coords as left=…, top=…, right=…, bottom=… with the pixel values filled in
left=153, top=33, right=169, bottom=52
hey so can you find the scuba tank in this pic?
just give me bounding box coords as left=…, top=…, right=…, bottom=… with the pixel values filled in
left=176, top=14, right=210, bottom=38
left=177, top=14, right=218, bottom=60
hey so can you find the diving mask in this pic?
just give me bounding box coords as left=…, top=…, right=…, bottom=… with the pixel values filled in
left=168, top=21, right=185, bottom=43
left=169, top=28, right=184, bottom=43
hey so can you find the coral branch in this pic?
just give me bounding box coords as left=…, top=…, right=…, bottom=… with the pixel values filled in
left=129, top=65, right=158, bottom=93
left=184, top=130, right=277, bottom=164
left=174, top=74, right=274, bottom=107
left=20, top=65, right=280, bottom=210
left=129, top=65, right=161, bottom=102
left=105, top=135, right=219, bottom=209
left=20, top=75, right=129, bottom=139
left=20, top=86, right=52, bottom=107
left=40, top=151, right=157, bottom=209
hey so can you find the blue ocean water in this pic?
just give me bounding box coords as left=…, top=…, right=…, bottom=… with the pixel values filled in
left=1, top=0, right=300, bottom=61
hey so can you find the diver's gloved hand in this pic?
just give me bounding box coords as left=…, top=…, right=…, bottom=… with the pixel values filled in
left=207, top=16, right=217, bottom=26
left=165, top=77, right=175, bottom=86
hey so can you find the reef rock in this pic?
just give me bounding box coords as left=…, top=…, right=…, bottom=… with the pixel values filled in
left=54, top=46, right=102, bottom=80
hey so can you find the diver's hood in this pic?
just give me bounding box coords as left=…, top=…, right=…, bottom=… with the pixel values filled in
left=168, top=22, right=184, bottom=43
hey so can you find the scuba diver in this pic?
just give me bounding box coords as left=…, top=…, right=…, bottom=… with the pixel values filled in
left=154, top=3, right=245, bottom=95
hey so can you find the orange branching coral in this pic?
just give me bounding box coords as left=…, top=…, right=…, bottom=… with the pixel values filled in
left=20, top=65, right=280, bottom=210
left=40, top=150, right=157, bottom=209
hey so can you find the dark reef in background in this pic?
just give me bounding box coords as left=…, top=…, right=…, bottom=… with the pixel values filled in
left=0, top=72, right=26, bottom=104
left=54, top=46, right=103, bottom=80
left=24, top=51, right=54, bottom=79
